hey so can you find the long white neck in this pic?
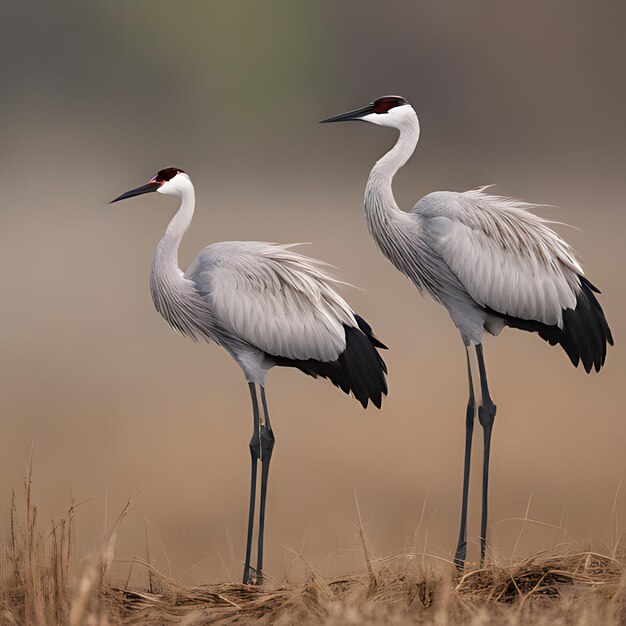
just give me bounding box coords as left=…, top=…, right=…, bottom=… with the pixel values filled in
left=154, top=181, right=195, bottom=275
left=362, top=110, right=442, bottom=299
left=150, top=177, right=214, bottom=341
left=364, top=111, right=420, bottom=231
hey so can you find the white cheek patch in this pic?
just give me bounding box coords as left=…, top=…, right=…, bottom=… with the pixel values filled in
left=157, top=180, right=176, bottom=195
left=361, top=112, right=385, bottom=125
left=158, top=173, right=191, bottom=197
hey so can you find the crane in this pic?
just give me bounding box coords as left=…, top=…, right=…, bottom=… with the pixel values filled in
left=111, top=167, right=388, bottom=584
left=321, top=95, right=613, bottom=569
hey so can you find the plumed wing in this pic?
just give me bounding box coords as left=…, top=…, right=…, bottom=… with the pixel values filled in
left=186, top=242, right=357, bottom=361
left=422, top=189, right=583, bottom=327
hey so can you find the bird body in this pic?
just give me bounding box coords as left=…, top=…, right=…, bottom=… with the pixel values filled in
left=111, top=166, right=387, bottom=584
left=359, top=101, right=611, bottom=368
left=322, top=95, right=612, bottom=568
left=138, top=169, right=386, bottom=400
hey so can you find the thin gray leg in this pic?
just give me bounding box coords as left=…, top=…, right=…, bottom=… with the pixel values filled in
left=256, top=386, right=275, bottom=584
left=476, top=343, right=496, bottom=566
left=243, top=382, right=261, bottom=584
left=454, top=346, right=476, bottom=570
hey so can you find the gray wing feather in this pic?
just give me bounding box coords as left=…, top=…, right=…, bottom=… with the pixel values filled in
left=186, top=242, right=357, bottom=361
left=413, top=189, right=583, bottom=327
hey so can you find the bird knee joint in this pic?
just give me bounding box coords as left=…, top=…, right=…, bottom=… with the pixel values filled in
left=249, top=435, right=260, bottom=458
left=478, top=401, right=496, bottom=428
left=260, top=428, right=275, bottom=456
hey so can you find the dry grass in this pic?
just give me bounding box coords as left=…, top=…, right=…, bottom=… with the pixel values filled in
left=109, top=548, right=626, bottom=626
left=1, top=468, right=625, bottom=625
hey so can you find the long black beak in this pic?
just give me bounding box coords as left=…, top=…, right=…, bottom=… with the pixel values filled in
left=320, top=103, right=375, bottom=124
left=110, top=181, right=161, bottom=204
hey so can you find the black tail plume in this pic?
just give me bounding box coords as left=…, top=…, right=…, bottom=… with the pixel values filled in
left=500, top=276, right=613, bottom=373
left=273, top=314, right=388, bottom=408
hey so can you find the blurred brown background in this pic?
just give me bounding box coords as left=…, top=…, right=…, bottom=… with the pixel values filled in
left=0, top=2, right=624, bottom=583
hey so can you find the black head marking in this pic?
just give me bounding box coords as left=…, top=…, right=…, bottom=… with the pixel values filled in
left=155, top=167, right=185, bottom=182
left=372, top=96, right=408, bottom=114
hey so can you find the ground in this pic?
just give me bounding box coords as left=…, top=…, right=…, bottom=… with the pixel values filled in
left=1, top=473, right=624, bottom=625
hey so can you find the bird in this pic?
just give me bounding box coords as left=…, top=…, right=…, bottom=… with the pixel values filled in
left=110, top=167, right=388, bottom=585
left=321, top=95, right=613, bottom=569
